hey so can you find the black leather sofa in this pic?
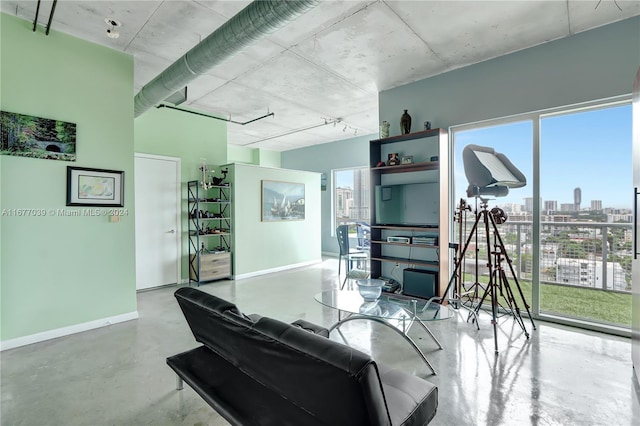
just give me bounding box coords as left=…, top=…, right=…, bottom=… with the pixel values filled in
left=167, top=287, right=438, bottom=425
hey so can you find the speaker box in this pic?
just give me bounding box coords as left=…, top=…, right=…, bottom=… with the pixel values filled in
left=403, top=268, right=438, bottom=299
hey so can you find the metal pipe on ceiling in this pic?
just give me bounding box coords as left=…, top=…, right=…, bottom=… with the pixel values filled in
left=134, top=0, right=319, bottom=118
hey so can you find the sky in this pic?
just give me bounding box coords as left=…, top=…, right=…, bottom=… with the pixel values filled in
left=453, top=103, right=632, bottom=210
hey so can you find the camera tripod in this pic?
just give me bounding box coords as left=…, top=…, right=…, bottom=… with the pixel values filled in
left=441, top=198, right=536, bottom=354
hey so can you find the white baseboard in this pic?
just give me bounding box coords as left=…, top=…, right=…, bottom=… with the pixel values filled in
left=0, top=311, right=139, bottom=351
left=234, top=259, right=323, bottom=280
left=322, top=251, right=339, bottom=257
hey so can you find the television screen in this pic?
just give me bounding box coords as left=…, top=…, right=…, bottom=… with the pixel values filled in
left=374, top=183, right=439, bottom=226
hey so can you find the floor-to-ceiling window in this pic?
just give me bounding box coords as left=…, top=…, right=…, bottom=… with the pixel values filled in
left=539, top=103, right=632, bottom=328
left=452, top=98, right=632, bottom=333
left=452, top=120, right=534, bottom=317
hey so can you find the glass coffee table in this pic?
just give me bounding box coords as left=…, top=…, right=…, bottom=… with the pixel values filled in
left=314, top=290, right=453, bottom=375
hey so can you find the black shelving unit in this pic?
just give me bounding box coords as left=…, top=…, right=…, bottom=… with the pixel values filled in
left=369, top=128, right=449, bottom=296
left=187, top=180, right=232, bottom=284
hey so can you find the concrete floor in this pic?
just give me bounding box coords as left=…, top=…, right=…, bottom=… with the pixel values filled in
left=1, top=258, right=639, bottom=425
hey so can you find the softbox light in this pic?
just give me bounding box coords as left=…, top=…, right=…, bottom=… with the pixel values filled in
left=462, top=144, right=526, bottom=197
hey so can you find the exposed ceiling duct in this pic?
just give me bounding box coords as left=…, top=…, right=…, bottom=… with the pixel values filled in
left=134, top=0, right=319, bottom=118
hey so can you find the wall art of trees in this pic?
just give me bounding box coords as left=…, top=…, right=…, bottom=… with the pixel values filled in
left=0, top=110, right=76, bottom=161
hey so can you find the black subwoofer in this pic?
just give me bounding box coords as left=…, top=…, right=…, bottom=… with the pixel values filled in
left=403, top=268, right=438, bottom=299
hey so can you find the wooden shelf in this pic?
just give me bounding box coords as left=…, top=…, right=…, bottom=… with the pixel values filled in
left=371, top=240, right=438, bottom=249
left=371, top=224, right=439, bottom=231
left=370, top=256, right=439, bottom=268
left=370, top=128, right=444, bottom=144
left=371, top=161, right=438, bottom=174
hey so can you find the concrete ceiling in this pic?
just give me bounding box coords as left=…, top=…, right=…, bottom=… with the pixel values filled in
left=2, top=1, right=639, bottom=151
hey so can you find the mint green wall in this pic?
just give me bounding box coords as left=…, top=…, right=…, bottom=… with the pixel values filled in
left=134, top=107, right=227, bottom=281
left=230, top=163, right=321, bottom=276
left=0, top=14, right=136, bottom=341
left=228, top=145, right=257, bottom=164
left=257, top=149, right=281, bottom=168
left=227, top=145, right=281, bottom=168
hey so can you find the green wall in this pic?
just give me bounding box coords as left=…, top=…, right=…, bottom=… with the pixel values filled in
left=227, top=145, right=281, bottom=168
left=230, top=163, right=321, bottom=277
left=134, top=106, right=227, bottom=281
left=0, top=14, right=136, bottom=342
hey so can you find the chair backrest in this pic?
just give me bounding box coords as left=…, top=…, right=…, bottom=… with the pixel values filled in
left=356, top=223, right=370, bottom=249
left=336, top=224, right=350, bottom=255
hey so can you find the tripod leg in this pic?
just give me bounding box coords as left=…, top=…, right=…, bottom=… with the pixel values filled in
left=489, top=212, right=537, bottom=331
left=499, top=268, right=530, bottom=338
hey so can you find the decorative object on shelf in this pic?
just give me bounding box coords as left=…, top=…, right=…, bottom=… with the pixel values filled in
left=430, top=156, right=439, bottom=162
left=380, top=121, right=390, bottom=138
left=424, top=121, right=432, bottom=130
left=376, top=161, right=386, bottom=167
left=400, top=109, right=412, bottom=134
left=387, top=153, right=400, bottom=166
left=401, top=155, right=414, bottom=165
left=66, top=166, right=124, bottom=207
left=1, top=110, right=77, bottom=162
left=210, top=168, right=228, bottom=186
left=261, top=180, right=305, bottom=221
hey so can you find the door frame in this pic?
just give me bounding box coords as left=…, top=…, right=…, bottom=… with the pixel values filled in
left=134, top=153, right=182, bottom=288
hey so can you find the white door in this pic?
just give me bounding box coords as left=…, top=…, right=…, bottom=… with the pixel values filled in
left=134, top=154, right=181, bottom=290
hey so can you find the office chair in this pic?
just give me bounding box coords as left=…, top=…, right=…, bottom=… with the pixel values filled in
left=336, top=224, right=369, bottom=289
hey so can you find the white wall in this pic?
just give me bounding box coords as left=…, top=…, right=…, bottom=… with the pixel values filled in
left=230, top=163, right=321, bottom=277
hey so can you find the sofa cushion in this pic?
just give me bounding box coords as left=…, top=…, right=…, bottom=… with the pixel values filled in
left=377, top=363, right=438, bottom=426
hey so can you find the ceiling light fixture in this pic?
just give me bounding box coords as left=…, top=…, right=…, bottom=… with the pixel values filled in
left=104, top=17, right=121, bottom=39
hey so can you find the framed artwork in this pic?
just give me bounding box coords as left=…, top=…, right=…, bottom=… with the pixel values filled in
left=401, top=155, right=414, bottom=165
left=261, top=180, right=305, bottom=221
left=1, top=110, right=76, bottom=161
left=66, top=166, right=124, bottom=207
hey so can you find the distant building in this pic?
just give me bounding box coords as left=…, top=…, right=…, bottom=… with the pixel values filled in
left=524, top=197, right=533, bottom=212
left=591, top=200, right=602, bottom=211
left=574, top=187, right=581, bottom=211
left=560, top=203, right=575, bottom=212
left=607, top=213, right=632, bottom=223
left=544, top=200, right=557, bottom=214
left=556, top=258, right=626, bottom=291
left=335, top=187, right=353, bottom=219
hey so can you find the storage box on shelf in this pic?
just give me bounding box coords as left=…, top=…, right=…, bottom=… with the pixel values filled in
left=188, top=180, right=232, bottom=284
left=369, top=128, right=449, bottom=297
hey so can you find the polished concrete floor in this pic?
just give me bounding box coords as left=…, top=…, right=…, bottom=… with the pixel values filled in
left=2, top=258, right=639, bottom=425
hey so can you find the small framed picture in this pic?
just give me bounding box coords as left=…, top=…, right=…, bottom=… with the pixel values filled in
left=401, top=155, right=414, bottom=165
left=66, top=166, right=124, bottom=207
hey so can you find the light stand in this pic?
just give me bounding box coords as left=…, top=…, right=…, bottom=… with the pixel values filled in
left=437, top=144, right=535, bottom=354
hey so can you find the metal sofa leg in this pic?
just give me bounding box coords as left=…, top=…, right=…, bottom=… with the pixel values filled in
left=176, top=375, right=184, bottom=390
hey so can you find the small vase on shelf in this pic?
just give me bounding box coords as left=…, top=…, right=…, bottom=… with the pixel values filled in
left=400, top=110, right=412, bottom=135
left=380, top=121, right=390, bottom=138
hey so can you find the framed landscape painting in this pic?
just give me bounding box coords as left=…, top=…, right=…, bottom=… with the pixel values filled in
left=0, top=110, right=76, bottom=161
left=261, top=180, right=305, bottom=221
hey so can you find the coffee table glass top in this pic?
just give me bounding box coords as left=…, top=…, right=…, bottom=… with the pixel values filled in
left=314, top=290, right=453, bottom=322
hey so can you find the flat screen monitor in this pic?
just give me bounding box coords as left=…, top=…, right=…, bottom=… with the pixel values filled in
left=374, top=183, right=439, bottom=227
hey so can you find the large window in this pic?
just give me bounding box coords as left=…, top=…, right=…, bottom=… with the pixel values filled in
left=452, top=98, right=632, bottom=332
left=333, top=167, right=370, bottom=232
